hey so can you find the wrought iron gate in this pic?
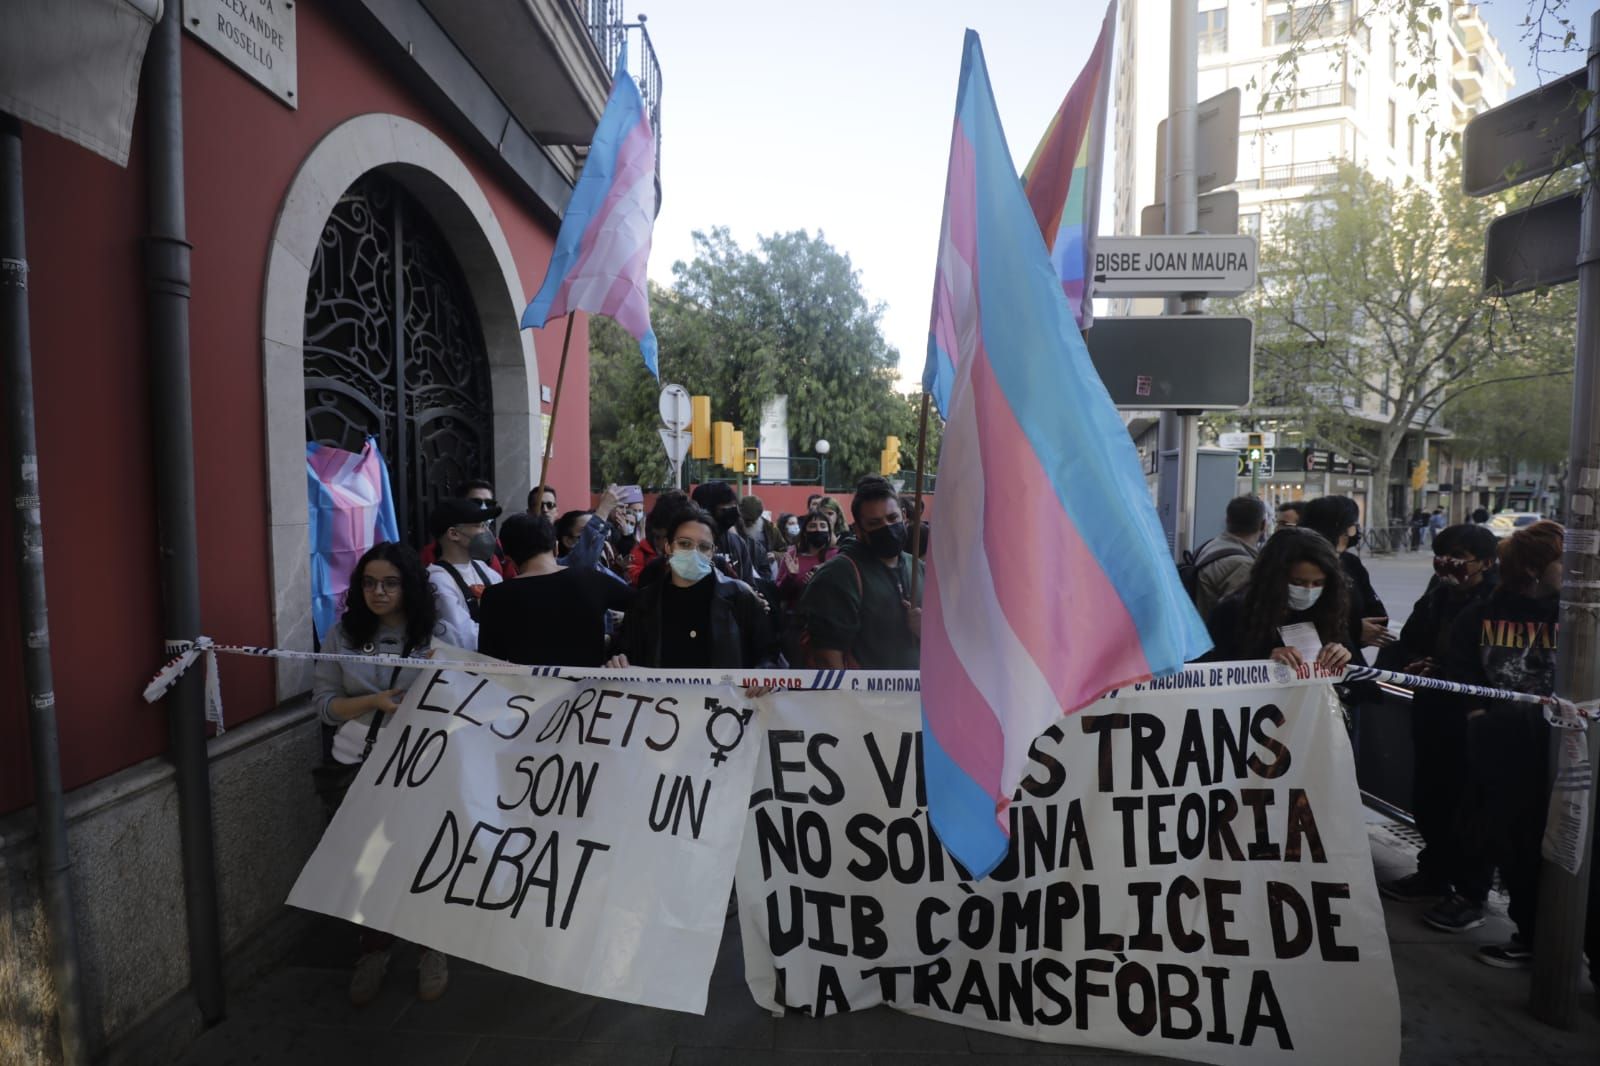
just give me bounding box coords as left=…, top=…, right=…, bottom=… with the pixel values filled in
left=303, top=173, right=494, bottom=545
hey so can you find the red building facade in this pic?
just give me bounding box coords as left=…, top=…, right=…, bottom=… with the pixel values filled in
left=0, top=3, right=646, bottom=1060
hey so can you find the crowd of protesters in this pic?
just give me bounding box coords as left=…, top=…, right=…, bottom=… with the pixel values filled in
left=314, top=474, right=1596, bottom=999
left=1194, top=493, right=1594, bottom=981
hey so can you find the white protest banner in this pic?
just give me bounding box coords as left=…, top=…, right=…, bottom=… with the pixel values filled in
left=287, top=663, right=762, bottom=1013
left=736, top=665, right=1401, bottom=1066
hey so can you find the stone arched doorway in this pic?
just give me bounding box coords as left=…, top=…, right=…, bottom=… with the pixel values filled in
left=303, top=171, right=496, bottom=545
left=263, top=114, right=541, bottom=698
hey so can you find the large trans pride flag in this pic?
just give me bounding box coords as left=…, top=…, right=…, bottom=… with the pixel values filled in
left=919, top=31, right=1211, bottom=880
left=308, top=437, right=400, bottom=642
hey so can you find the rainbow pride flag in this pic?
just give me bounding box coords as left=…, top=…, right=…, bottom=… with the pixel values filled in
left=522, top=43, right=659, bottom=377
left=1020, top=0, right=1115, bottom=329
left=920, top=30, right=1211, bottom=880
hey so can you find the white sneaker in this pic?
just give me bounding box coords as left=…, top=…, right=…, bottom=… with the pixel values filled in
left=417, top=949, right=449, bottom=1001
left=349, top=949, right=389, bottom=1006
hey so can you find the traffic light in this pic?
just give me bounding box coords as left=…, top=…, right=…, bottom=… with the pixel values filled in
left=712, top=421, right=732, bottom=467
left=880, top=435, right=901, bottom=477
left=742, top=447, right=760, bottom=478
left=1411, top=458, right=1429, bottom=491
left=690, top=395, right=711, bottom=460
left=730, top=430, right=745, bottom=472
left=1246, top=431, right=1265, bottom=450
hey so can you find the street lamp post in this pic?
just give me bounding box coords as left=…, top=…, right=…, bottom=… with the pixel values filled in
left=815, top=439, right=831, bottom=491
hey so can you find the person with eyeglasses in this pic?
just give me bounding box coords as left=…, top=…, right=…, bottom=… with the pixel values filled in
left=420, top=478, right=515, bottom=578
left=528, top=483, right=559, bottom=518
left=312, top=541, right=450, bottom=1005
left=607, top=505, right=777, bottom=669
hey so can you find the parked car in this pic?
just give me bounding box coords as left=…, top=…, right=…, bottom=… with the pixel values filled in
left=1488, top=511, right=1544, bottom=539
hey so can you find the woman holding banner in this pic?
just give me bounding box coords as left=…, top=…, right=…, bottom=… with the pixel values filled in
left=608, top=505, right=778, bottom=671
left=1204, top=527, right=1353, bottom=671
left=312, top=541, right=449, bottom=1006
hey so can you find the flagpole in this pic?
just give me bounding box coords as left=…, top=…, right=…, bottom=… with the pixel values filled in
left=908, top=390, right=932, bottom=602
left=533, top=313, right=578, bottom=513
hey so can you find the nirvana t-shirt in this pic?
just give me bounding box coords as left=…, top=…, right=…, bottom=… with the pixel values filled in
left=1445, top=589, right=1559, bottom=701
left=477, top=567, right=635, bottom=667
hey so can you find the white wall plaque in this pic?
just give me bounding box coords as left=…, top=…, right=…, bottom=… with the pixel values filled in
left=184, top=0, right=297, bottom=107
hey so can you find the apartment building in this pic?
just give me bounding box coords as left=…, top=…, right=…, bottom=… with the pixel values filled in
left=1111, top=0, right=1513, bottom=518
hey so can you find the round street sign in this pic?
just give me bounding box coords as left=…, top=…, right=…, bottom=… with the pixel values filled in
left=659, top=384, right=691, bottom=430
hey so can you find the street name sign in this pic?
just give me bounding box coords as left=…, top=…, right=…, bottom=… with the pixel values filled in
left=1462, top=68, right=1585, bottom=197
left=184, top=0, right=298, bottom=107
left=1483, top=191, right=1581, bottom=297
left=1153, top=88, right=1241, bottom=198
left=1081, top=316, right=1254, bottom=410
left=1140, top=189, right=1240, bottom=237
left=1092, top=235, right=1257, bottom=297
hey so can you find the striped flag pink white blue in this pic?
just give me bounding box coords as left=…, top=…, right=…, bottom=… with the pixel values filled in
left=521, top=44, right=659, bottom=376
left=920, top=31, right=1212, bottom=880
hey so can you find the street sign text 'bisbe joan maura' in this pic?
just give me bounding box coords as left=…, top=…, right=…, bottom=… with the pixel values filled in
left=1092, top=235, right=1257, bottom=297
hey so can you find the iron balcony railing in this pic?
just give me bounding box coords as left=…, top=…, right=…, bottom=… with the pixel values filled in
left=1259, top=159, right=1341, bottom=190
left=574, top=1, right=663, bottom=186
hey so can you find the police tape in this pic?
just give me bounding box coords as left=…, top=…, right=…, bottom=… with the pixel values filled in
left=143, top=638, right=1597, bottom=731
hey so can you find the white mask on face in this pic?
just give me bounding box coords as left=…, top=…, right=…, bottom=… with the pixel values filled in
left=1287, top=585, right=1323, bottom=611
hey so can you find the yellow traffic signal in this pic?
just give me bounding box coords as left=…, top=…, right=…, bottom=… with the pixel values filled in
left=713, top=421, right=732, bottom=467
left=881, top=435, right=901, bottom=476
left=690, top=395, right=711, bottom=460
left=730, top=430, right=745, bottom=472
left=1246, top=431, right=1264, bottom=449
left=1411, top=458, right=1430, bottom=490
left=743, top=447, right=760, bottom=478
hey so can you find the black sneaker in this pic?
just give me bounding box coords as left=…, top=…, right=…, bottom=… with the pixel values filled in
left=1477, top=939, right=1533, bottom=968
left=1423, top=894, right=1486, bottom=932
left=1379, top=871, right=1449, bottom=902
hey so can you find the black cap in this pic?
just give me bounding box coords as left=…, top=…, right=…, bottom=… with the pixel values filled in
left=429, top=496, right=502, bottom=539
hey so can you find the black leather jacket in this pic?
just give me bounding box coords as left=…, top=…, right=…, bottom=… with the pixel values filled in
left=614, top=570, right=779, bottom=669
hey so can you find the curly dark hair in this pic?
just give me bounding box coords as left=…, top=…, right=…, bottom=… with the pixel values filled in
left=342, top=541, right=437, bottom=652
left=1240, top=527, right=1350, bottom=653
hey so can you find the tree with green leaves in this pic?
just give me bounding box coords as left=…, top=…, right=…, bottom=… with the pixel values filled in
left=1444, top=371, right=1573, bottom=509
left=1237, top=160, right=1574, bottom=531
left=589, top=228, right=920, bottom=490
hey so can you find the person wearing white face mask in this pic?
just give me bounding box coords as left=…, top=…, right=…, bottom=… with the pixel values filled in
left=1203, top=527, right=1354, bottom=672
left=606, top=505, right=778, bottom=670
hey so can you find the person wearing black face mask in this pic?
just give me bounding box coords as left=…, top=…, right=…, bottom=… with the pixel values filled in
left=691, top=481, right=757, bottom=585
left=777, top=510, right=839, bottom=664
left=1378, top=524, right=1499, bottom=926
left=1302, top=495, right=1390, bottom=661
left=798, top=476, right=923, bottom=669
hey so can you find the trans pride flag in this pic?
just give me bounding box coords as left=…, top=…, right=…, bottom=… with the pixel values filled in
left=308, top=437, right=400, bottom=642
left=522, top=44, right=659, bottom=377
left=920, top=31, right=1211, bottom=880
left=1020, top=0, right=1115, bottom=329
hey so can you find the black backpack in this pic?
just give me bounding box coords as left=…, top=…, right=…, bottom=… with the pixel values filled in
left=1177, top=539, right=1251, bottom=604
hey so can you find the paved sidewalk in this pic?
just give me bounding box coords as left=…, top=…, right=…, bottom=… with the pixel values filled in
left=175, top=810, right=1598, bottom=1066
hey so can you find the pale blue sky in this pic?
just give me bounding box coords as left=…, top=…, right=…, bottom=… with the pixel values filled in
left=639, top=0, right=1574, bottom=389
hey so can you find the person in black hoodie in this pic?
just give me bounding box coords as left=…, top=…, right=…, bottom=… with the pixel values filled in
left=1301, top=494, right=1393, bottom=660
left=607, top=505, right=778, bottom=670
left=1378, top=524, right=1499, bottom=926
left=1443, top=521, right=1563, bottom=968
left=1206, top=527, right=1353, bottom=671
